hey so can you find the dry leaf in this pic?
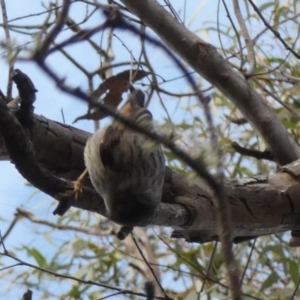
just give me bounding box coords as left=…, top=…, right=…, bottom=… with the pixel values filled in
left=74, top=69, right=149, bottom=123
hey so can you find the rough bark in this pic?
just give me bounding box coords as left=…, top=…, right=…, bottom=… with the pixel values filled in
left=1, top=109, right=300, bottom=244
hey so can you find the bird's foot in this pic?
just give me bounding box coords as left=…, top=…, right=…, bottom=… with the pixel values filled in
left=73, top=169, right=88, bottom=200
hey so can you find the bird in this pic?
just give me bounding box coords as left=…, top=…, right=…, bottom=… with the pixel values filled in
left=74, top=89, right=165, bottom=227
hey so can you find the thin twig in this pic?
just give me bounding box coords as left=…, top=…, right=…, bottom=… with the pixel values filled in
left=0, top=0, right=14, bottom=97
left=0, top=231, right=8, bottom=254
left=16, top=208, right=113, bottom=236
left=199, top=241, right=218, bottom=295
left=0, top=263, right=22, bottom=272
left=247, top=0, right=300, bottom=59
left=34, top=0, right=71, bottom=60
left=233, top=0, right=256, bottom=74
left=232, top=141, right=274, bottom=161
left=253, top=78, right=300, bottom=122
left=0, top=234, right=161, bottom=299
left=131, top=232, right=171, bottom=300
left=221, top=0, right=244, bottom=70
left=239, top=239, right=257, bottom=287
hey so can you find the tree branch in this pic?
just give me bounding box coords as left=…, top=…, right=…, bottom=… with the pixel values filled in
left=1, top=105, right=300, bottom=242
left=232, top=0, right=256, bottom=74
left=232, top=141, right=274, bottom=161
left=120, top=0, right=300, bottom=165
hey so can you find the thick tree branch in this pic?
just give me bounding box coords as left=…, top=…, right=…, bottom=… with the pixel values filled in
left=0, top=97, right=66, bottom=196
left=120, top=0, right=300, bottom=165
left=1, top=107, right=300, bottom=242
left=0, top=97, right=105, bottom=216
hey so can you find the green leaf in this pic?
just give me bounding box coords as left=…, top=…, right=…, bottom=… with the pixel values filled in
left=25, top=247, right=47, bottom=268
left=260, top=245, right=285, bottom=258
left=178, top=122, right=192, bottom=130
left=289, top=260, right=299, bottom=286
left=260, top=272, right=279, bottom=291
left=259, top=2, right=276, bottom=12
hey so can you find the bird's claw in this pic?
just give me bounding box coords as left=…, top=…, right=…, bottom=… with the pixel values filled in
left=73, top=169, right=88, bottom=201
left=73, top=180, right=83, bottom=201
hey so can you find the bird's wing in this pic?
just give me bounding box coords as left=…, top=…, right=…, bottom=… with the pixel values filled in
left=99, top=124, right=122, bottom=171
